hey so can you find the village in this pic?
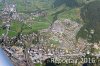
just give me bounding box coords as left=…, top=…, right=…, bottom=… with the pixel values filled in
left=0, top=0, right=100, bottom=66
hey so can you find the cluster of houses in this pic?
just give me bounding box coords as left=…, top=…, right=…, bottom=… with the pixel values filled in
left=1, top=3, right=20, bottom=21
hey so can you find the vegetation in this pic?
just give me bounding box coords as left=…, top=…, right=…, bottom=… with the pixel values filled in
left=0, top=0, right=100, bottom=66
left=0, top=0, right=99, bottom=40
left=0, top=2, right=4, bottom=10
left=77, top=1, right=100, bottom=43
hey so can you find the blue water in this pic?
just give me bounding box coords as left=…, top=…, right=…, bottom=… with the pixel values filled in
left=0, top=48, right=14, bottom=66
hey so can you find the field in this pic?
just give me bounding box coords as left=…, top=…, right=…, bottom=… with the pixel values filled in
left=0, top=0, right=82, bottom=37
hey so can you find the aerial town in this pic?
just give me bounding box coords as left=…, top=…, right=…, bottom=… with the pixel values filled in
left=0, top=0, right=100, bottom=66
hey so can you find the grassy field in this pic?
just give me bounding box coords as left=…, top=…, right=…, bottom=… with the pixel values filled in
left=0, top=0, right=83, bottom=37
left=0, top=28, right=6, bottom=36
left=0, top=8, right=81, bottom=37
left=58, top=8, right=81, bottom=22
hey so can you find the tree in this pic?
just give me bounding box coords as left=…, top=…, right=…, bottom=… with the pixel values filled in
left=53, top=0, right=79, bottom=8
left=77, top=1, right=100, bottom=43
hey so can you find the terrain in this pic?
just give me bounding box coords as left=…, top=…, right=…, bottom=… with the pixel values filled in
left=0, top=0, right=100, bottom=66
